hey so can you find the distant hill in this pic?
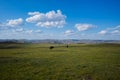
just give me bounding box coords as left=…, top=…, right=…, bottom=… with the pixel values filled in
left=0, top=39, right=120, bottom=44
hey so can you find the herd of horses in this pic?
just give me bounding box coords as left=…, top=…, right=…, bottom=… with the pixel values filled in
left=49, top=45, right=68, bottom=49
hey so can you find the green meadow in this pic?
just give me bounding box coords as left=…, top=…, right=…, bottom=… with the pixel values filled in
left=0, top=43, right=120, bottom=80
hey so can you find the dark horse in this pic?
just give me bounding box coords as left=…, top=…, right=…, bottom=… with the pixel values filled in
left=49, top=46, right=54, bottom=49
left=66, top=45, right=68, bottom=48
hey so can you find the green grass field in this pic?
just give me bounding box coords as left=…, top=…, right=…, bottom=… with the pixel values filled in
left=0, top=43, right=120, bottom=80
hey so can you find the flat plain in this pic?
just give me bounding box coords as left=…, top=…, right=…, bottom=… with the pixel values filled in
left=0, top=43, right=120, bottom=80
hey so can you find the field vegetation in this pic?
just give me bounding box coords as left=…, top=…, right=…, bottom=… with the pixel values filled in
left=0, top=43, right=120, bottom=80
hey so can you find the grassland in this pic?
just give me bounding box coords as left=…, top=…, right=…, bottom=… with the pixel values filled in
left=0, top=43, right=120, bottom=80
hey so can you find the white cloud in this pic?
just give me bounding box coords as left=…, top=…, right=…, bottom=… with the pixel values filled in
left=36, top=21, right=65, bottom=28
left=98, top=30, right=108, bottom=35
left=111, top=30, right=120, bottom=34
left=25, top=30, right=33, bottom=34
left=107, top=25, right=120, bottom=31
left=64, top=30, right=74, bottom=35
left=26, top=10, right=66, bottom=28
left=98, top=25, right=120, bottom=35
left=6, top=18, right=23, bottom=27
left=12, top=28, right=43, bottom=34
left=35, top=30, right=42, bottom=33
left=0, top=18, right=23, bottom=28
left=75, top=23, right=95, bottom=31
left=28, top=12, right=40, bottom=16
left=15, top=28, right=24, bottom=32
left=12, top=28, right=24, bottom=33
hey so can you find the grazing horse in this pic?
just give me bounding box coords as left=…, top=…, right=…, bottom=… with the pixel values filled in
left=49, top=46, right=54, bottom=49
left=66, top=45, right=68, bottom=48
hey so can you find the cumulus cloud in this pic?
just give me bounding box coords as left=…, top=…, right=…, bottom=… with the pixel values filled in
left=28, top=12, right=40, bottom=16
left=26, top=10, right=66, bottom=28
left=75, top=23, right=95, bottom=31
left=64, top=30, right=74, bottom=35
left=98, top=25, right=120, bottom=35
left=98, top=30, right=108, bottom=35
left=6, top=18, right=23, bottom=27
left=0, top=18, right=23, bottom=28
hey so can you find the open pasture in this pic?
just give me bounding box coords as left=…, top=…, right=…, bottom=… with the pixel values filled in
left=0, top=43, right=120, bottom=80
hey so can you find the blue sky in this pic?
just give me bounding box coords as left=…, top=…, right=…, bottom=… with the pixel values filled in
left=0, top=0, right=120, bottom=40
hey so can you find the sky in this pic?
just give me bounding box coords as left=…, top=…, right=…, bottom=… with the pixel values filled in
left=0, top=0, right=120, bottom=40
